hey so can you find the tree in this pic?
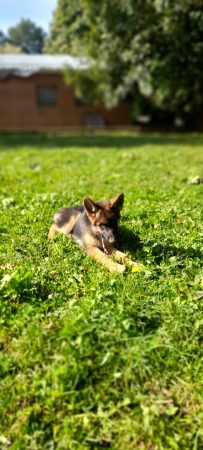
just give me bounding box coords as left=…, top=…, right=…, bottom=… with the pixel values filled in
left=8, top=19, right=46, bottom=54
left=45, top=0, right=88, bottom=55
left=46, top=0, right=203, bottom=122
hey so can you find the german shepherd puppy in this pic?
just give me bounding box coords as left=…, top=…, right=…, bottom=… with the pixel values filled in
left=48, top=193, right=138, bottom=272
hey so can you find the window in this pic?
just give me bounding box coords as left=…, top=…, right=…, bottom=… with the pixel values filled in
left=37, top=86, right=58, bottom=107
left=85, top=114, right=105, bottom=128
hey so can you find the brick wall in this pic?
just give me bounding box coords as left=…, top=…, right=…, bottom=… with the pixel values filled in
left=0, top=73, right=131, bottom=130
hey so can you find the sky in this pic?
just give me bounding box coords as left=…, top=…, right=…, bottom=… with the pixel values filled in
left=0, top=0, right=57, bottom=33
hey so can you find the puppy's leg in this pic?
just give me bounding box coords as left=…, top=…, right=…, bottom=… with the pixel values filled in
left=111, top=249, right=141, bottom=268
left=86, top=246, right=126, bottom=273
left=48, top=223, right=59, bottom=240
left=48, top=215, right=78, bottom=240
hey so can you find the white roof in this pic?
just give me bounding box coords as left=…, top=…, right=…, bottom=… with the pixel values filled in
left=0, top=54, right=89, bottom=79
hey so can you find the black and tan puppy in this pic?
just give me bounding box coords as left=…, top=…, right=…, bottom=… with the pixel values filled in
left=48, top=193, right=138, bottom=272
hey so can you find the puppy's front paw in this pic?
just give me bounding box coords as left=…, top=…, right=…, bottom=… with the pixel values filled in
left=129, top=260, right=144, bottom=269
left=113, top=264, right=126, bottom=273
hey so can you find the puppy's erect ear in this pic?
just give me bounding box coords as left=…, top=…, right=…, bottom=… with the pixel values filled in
left=83, top=197, right=100, bottom=216
left=109, top=193, right=124, bottom=211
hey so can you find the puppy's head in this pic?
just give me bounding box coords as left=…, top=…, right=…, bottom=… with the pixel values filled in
left=83, top=193, right=124, bottom=244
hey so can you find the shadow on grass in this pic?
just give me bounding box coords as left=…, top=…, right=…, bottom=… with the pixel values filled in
left=118, top=226, right=143, bottom=256
left=0, top=131, right=203, bottom=150
left=118, top=226, right=202, bottom=264
left=149, top=241, right=203, bottom=264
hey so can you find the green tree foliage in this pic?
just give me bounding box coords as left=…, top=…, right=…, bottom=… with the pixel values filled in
left=46, top=0, right=203, bottom=119
left=8, top=19, right=46, bottom=54
left=45, top=0, right=89, bottom=55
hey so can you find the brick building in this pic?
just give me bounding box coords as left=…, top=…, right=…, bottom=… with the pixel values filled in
left=0, top=54, right=131, bottom=131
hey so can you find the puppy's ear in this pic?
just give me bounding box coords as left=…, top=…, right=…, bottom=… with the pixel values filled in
left=109, top=193, right=124, bottom=211
left=83, top=197, right=100, bottom=216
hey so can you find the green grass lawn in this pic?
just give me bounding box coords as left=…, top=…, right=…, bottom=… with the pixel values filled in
left=0, top=132, right=203, bottom=450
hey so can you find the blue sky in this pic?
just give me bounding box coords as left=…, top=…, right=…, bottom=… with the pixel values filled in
left=1, top=0, right=57, bottom=33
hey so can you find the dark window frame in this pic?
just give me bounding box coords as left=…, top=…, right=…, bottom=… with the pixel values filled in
left=85, top=114, right=105, bottom=128
left=36, top=85, right=58, bottom=107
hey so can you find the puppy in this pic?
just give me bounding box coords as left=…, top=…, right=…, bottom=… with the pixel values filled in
left=48, top=193, right=138, bottom=272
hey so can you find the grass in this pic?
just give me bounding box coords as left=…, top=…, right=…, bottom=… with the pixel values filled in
left=0, top=132, right=203, bottom=450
